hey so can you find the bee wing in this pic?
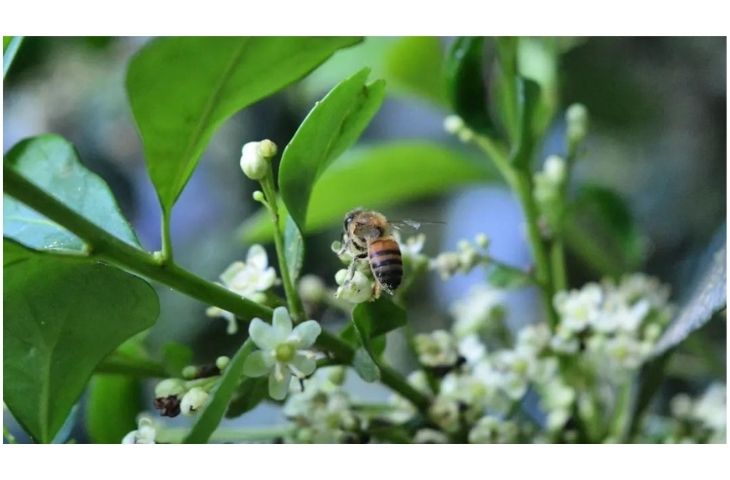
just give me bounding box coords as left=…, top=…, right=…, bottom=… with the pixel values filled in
left=391, top=219, right=444, bottom=232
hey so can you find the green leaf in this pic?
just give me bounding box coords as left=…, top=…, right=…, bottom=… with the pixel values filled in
left=126, top=37, right=361, bottom=211
left=240, top=142, right=495, bottom=243
left=162, top=342, right=194, bottom=377
left=4, top=36, right=24, bottom=78
left=3, top=135, right=140, bottom=252
left=279, top=67, right=386, bottom=232
left=564, top=184, right=647, bottom=277
left=352, top=348, right=381, bottom=382
left=3, top=240, right=159, bottom=443
left=183, top=340, right=255, bottom=444
left=384, top=36, right=447, bottom=106
left=653, top=232, right=726, bottom=356
left=86, top=374, right=142, bottom=444
left=509, top=77, right=541, bottom=169
left=493, top=37, right=519, bottom=141
left=446, top=36, right=494, bottom=135
left=284, top=214, right=305, bottom=282
left=225, top=377, right=269, bottom=419
left=348, top=298, right=407, bottom=383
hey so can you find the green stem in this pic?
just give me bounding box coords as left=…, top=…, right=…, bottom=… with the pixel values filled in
left=4, top=166, right=431, bottom=413
left=260, top=175, right=305, bottom=322
left=610, top=378, right=633, bottom=441
left=161, top=209, right=174, bottom=263
left=550, top=241, right=567, bottom=292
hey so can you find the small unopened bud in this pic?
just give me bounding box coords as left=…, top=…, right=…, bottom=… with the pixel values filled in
left=215, top=356, right=230, bottom=371
left=566, top=103, right=589, bottom=145
left=180, top=387, right=209, bottom=415
left=298, top=274, right=326, bottom=303
left=182, top=366, right=198, bottom=379
left=154, top=378, right=186, bottom=399
left=252, top=190, right=266, bottom=203
left=475, top=233, right=490, bottom=249
left=240, top=140, right=277, bottom=180
left=327, top=366, right=346, bottom=386
left=443, top=115, right=465, bottom=134
left=543, top=155, right=566, bottom=184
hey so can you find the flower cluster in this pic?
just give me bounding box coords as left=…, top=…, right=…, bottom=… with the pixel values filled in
left=667, top=383, right=727, bottom=443
left=429, top=233, right=490, bottom=280
left=152, top=356, right=231, bottom=418
left=282, top=370, right=363, bottom=443
left=206, top=244, right=278, bottom=334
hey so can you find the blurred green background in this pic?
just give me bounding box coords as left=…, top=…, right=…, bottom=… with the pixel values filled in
left=3, top=37, right=726, bottom=442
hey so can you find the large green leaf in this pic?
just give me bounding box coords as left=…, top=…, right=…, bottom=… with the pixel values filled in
left=384, top=36, right=447, bottom=106
left=86, top=374, right=142, bottom=444
left=4, top=36, right=24, bottom=77
left=564, top=184, right=647, bottom=277
left=3, top=240, right=159, bottom=443
left=509, top=77, right=541, bottom=170
left=126, top=36, right=361, bottom=211
left=241, top=142, right=494, bottom=243
left=446, top=37, right=494, bottom=135
left=3, top=135, right=140, bottom=253
left=278, top=67, right=386, bottom=232
left=183, top=340, right=255, bottom=444
left=653, top=231, right=726, bottom=355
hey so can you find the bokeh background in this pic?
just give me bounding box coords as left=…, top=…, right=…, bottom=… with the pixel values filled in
left=3, top=36, right=726, bottom=442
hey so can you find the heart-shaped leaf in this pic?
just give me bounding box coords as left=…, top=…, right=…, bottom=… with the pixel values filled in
left=126, top=36, right=360, bottom=211
left=279, top=67, right=386, bottom=233
left=3, top=135, right=140, bottom=252
left=3, top=239, right=159, bottom=443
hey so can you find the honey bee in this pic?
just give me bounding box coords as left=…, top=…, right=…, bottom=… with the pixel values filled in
left=338, top=208, right=407, bottom=298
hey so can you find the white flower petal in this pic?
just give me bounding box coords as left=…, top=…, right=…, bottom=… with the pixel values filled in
left=269, top=364, right=292, bottom=400
left=290, top=353, right=317, bottom=377
left=219, top=261, right=246, bottom=286
left=243, top=350, right=274, bottom=377
left=249, top=318, right=276, bottom=350
left=246, top=244, right=269, bottom=271
left=272, top=307, right=293, bottom=341
left=291, top=320, right=322, bottom=348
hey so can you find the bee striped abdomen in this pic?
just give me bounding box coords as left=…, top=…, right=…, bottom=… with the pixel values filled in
left=368, top=238, right=403, bottom=291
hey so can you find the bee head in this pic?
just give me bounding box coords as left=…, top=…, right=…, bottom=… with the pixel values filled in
left=343, top=208, right=364, bottom=232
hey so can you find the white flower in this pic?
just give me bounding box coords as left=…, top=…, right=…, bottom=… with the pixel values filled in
left=604, top=333, right=649, bottom=370
left=440, top=371, right=494, bottom=421
left=121, top=415, right=156, bottom=444
left=401, top=233, right=426, bottom=257
left=539, top=380, right=575, bottom=431
left=549, top=326, right=579, bottom=354
left=180, top=387, right=209, bottom=415
left=430, top=252, right=461, bottom=280
left=515, top=323, right=551, bottom=356
left=458, top=334, right=487, bottom=365
left=334, top=268, right=373, bottom=303
left=469, top=415, right=519, bottom=443
left=450, top=285, right=505, bottom=338
left=386, top=370, right=432, bottom=423
left=242, top=307, right=322, bottom=400
left=414, top=330, right=459, bottom=367
left=240, top=139, right=277, bottom=180
left=207, top=245, right=278, bottom=334
left=692, top=383, right=726, bottom=434
left=554, top=283, right=602, bottom=332
left=429, top=395, right=460, bottom=432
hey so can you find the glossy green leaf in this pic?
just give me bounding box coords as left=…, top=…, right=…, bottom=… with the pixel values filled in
left=279, top=67, right=386, bottom=232
left=183, top=340, right=255, bottom=444
left=352, top=347, right=380, bottom=382
left=284, top=214, right=305, bottom=282
left=446, top=36, right=494, bottom=135
left=493, top=37, right=519, bottom=141
left=564, top=184, right=647, bottom=277
left=3, top=240, right=159, bottom=443
left=240, top=142, right=495, bottom=243
left=653, top=232, right=726, bottom=356
left=225, top=377, right=269, bottom=419
left=4, top=36, right=24, bottom=77
left=3, top=135, right=140, bottom=253
left=384, top=36, right=447, bottom=106
left=86, top=375, right=142, bottom=444
left=126, top=36, right=360, bottom=211
left=509, top=77, right=541, bottom=169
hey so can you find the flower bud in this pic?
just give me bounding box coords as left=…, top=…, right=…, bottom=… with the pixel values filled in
left=474, top=233, right=490, bottom=249
left=215, top=356, right=230, bottom=371
left=154, top=378, right=186, bottom=399
left=252, top=190, right=266, bottom=202
left=180, top=387, right=209, bottom=415
left=335, top=269, right=372, bottom=303
left=182, top=366, right=198, bottom=379
left=327, top=366, right=346, bottom=386
left=240, top=140, right=277, bottom=180
left=543, top=155, right=566, bottom=185
left=298, top=274, right=326, bottom=303
left=443, top=115, right=465, bottom=134
left=566, top=103, right=589, bottom=145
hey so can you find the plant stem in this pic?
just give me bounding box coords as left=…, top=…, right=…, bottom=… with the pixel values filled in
left=550, top=241, right=567, bottom=292
left=260, top=174, right=305, bottom=322
left=160, top=209, right=174, bottom=263
left=158, top=424, right=295, bottom=443
left=472, top=135, right=559, bottom=327
left=4, top=166, right=431, bottom=412
left=96, top=353, right=168, bottom=378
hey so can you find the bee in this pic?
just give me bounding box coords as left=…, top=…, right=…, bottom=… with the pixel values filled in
left=338, top=208, right=407, bottom=298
